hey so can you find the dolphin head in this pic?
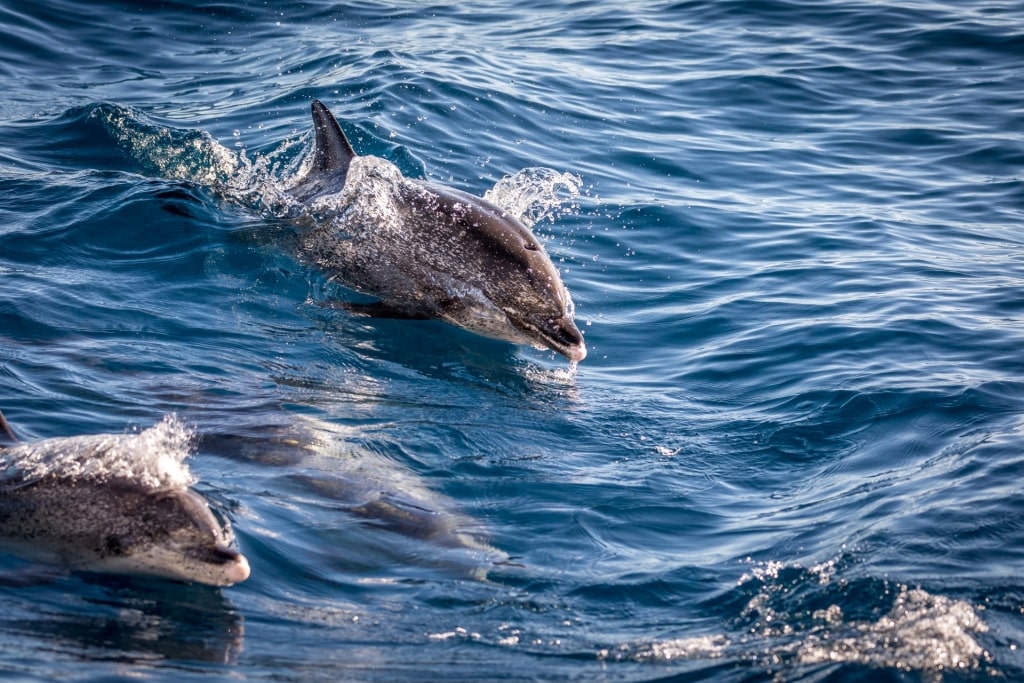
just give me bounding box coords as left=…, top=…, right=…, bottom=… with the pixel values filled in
left=491, top=241, right=587, bottom=363
left=0, top=477, right=250, bottom=586
left=82, top=482, right=251, bottom=586
left=424, top=186, right=588, bottom=361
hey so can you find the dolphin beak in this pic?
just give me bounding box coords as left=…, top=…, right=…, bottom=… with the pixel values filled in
left=223, top=551, right=251, bottom=585
left=505, top=310, right=587, bottom=362
left=565, top=342, right=587, bottom=363
left=190, top=544, right=252, bottom=586
left=542, top=315, right=587, bottom=362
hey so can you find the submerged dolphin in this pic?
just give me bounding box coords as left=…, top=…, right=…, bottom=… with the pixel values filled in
left=292, top=100, right=587, bottom=362
left=0, top=412, right=250, bottom=587
left=199, top=413, right=508, bottom=577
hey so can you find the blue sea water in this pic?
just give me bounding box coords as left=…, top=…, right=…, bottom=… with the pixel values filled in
left=1, top=0, right=1023, bottom=680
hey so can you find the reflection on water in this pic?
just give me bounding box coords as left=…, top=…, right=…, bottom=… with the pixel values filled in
left=0, top=573, right=244, bottom=668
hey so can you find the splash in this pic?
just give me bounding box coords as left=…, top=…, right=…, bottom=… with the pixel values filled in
left=613, top=558, right=992, bottom=680
left=0, top=415, right=196, bottom=490
left=93, top=103, right=241, bottom=187
left=606, top=635, right=730, bottom=663
left=306, top=155, right=408, bottom=230
left=484, top=167, right=583, bottom=228
left=91, top=102, right=302, bottom=218
left=796, top=586, right=989, bottom=674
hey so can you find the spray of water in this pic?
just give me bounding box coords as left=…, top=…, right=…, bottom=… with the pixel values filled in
left=607, top=557, right=992, bottom=679
left=0, top=414, right=196, bottom=491
left=94, top=103, right=584, bottom=235
left=484, top=167, right=583, bottom=228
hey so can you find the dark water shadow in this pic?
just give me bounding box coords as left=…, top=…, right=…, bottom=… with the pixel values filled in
left=0, top=571, right=244, bottom=667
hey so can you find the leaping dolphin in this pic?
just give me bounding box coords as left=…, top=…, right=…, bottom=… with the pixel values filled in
left=292, top=100, right=587, bottom=362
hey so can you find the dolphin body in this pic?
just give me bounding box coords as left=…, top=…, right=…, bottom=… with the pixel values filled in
left=0, top=412, right=250, bottom=587
left=292, top=100, right=587, bottom=362
left=198, top=413, right=508, bottom=578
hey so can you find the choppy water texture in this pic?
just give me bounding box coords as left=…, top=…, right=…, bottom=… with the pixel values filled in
left=1, top=1, right=1023, bottom=681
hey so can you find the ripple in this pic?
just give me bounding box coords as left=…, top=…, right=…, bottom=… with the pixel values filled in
left=2, top=0, right=1024, bottom=680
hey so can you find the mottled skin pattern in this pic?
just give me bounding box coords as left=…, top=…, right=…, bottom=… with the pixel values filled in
left=0, top=475, right=249, bottom=586
left=294, top=100, right=587, bottom=361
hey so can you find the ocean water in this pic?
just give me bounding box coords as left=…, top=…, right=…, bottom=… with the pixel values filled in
left=1, top=0, right=1023, bottom=680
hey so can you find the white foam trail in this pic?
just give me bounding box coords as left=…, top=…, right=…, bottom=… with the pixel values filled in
left=0, top=415, right=196, bottom=490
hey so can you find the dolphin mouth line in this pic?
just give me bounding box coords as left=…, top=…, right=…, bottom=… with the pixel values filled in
left=221, top=552, right=251, bottom=586
left=182, top=543, right=251, bottom=585
left=509, top=315, right=587, bottom=362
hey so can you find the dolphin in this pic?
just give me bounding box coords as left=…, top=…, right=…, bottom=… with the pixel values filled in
left=0, top=412, right=250, bottom=587
left=292, top=100, right=587, bottom=362
left=199, top=413, right=509, bottom=577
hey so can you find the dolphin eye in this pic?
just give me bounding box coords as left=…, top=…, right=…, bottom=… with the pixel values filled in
left=523, top=241, right=538, bottom=251
left=104, top=535, right=126, bottom=556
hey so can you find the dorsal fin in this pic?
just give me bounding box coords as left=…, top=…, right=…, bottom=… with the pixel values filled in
left=0, top=410, right=18, bottom=444
left=310, top=99, right=355, bottom=175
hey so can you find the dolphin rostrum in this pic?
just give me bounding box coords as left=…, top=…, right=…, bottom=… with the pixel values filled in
left=0, top=412, right=250, bottom=587
left=292, top=100, right=587, bottom=362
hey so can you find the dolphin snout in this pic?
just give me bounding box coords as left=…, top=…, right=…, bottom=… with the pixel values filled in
left=545, top=315, right=587, bottom=362
left=188, top=543, right=252, bottom=585
left=222, top=551, right=251, bottom=585
left=565, top=343, right=587, bottom=363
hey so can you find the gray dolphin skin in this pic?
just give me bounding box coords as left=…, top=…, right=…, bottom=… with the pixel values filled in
left=0, top=412, right=250, bottom=587
left=293, top=100, right=587, bottom=362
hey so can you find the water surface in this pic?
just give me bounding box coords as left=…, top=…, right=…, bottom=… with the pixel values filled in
left=1, top=1, right=1023, bottom=680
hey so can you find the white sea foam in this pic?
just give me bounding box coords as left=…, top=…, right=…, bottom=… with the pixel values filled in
left=0, top=415, right=196, bottom=490
left=617, top=559, right=990, bottom=679
left=796, top=587, right=989, bottom=674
